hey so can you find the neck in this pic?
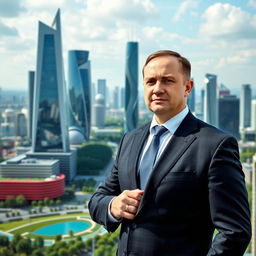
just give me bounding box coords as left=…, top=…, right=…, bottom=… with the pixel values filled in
left=154, top=107, right=186, bottom=125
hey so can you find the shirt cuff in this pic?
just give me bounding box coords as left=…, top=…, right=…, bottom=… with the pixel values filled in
left=108, top=197, right=122, bottom=223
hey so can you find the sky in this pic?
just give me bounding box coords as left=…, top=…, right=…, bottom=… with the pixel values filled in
left=0, top=0, right=256, bottom=96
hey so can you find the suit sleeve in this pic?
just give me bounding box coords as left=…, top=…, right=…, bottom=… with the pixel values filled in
left=207, top=136, right=251, bottom=256
left=88, top=135, right=125, bottom=232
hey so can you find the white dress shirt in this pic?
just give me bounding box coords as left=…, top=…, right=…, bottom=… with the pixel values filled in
left=140, top=105, right=189, bottom=167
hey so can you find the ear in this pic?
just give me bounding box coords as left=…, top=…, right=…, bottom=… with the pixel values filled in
left=184, top=80, right=193, bottom=97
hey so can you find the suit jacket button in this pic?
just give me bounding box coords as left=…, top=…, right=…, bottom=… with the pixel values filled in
left=132, top=223, right=137, bottom=229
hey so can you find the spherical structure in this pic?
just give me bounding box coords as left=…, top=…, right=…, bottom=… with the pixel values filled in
left=69, top=127, right=85, bottom=145
left=95, top=93, right=105, bottom=106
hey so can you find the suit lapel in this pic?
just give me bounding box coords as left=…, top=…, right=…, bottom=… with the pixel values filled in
left=137, top=112, right=199, bottom=214
left=128, top=123, right=150, bottom=189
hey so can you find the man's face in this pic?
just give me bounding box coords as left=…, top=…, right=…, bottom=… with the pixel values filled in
left=143, top=55, right=193, bottom=124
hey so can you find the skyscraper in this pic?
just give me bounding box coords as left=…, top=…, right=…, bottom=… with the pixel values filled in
left=28, top=71, right=35, bottom=140
left=32, top=9, right=69, bottom=152
left=67, top=50, right=91, bottom=142
left=113, top=86, right=119, bottom=109
left=240, top=84, right=252, bottom=130
left=218, top=95, right=239, bottom=139
left=28, top=9, right=76, bottom=183
left=187, top=79, right=195, bottom=112
left=251, top=99, right=256, bottom=130
left=204, top=73, right=218, bottom=127
left=94, top=94, right=105, bottom=127
left=97, top=79, right=107, bottom=100
left=16, top=113, right=27, bottom=137
left=125, top=41, right=138, bottom=132
left=201, top=89, right=205, bottom=115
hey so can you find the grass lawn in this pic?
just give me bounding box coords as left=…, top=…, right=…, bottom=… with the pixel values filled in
left=0, top=212, right=101, bottom=240
left=0, top=213, right=89, bottom=231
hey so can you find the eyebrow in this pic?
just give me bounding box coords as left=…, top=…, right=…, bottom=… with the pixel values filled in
left=144, top=75, right=175, bottom=80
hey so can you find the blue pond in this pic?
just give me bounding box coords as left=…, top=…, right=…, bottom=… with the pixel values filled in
left=34, top=221, right=90, bottom=236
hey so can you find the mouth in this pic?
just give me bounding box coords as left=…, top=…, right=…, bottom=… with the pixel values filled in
left=152, top=98, right=167, bottom=103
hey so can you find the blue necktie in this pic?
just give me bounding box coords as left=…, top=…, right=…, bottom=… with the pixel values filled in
left=139, top=125, right=168, bottom=189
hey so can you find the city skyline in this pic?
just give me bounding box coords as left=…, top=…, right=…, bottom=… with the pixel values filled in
left=0, top=0, right=255, bottom=94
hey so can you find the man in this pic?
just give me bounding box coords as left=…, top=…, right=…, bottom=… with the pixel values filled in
left=89, top=50, right=251, bottom=256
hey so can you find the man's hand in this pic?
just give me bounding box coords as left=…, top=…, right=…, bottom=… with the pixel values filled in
left=110, top=189, right=144, bottom=220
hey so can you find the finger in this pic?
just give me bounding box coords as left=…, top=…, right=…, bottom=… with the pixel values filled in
left=125, top=204, right=138, bottom=214
left=122, top=211, right=136, bottom=220
left=126, top=189, right=144, bottom=200
left=126, top=198, right=140, bottom=207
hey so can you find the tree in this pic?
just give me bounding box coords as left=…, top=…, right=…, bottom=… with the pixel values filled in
left=5, top=195, right=16, bottom=208
left=68, top=245, right=77, bottom=255
left=32, top=201, right=37, bottom=207
left=10, top=234, right=22, bottom=252
left=16, top=195, right=27, bottom=207
left=33, top=236, right=44, bottom=249
left=0, top=247, right=11, bottom=256
left=31, top=248, right=44, bottom=256
left=77, top=142, right=113, bottom=174
left=16, top=238, right=32, bottom=255
left=0, top=236, right=9, bottom=247
left=43, top=197, right=50, bottom=206
left=55, top=235, right=62, bottom=242
left=57, top=248, right=69, bottom=256
left=68, top=230, right=74, bottom=237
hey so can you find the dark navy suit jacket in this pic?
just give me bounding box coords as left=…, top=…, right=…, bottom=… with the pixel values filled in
left=89, top=112, right=251, bottom=256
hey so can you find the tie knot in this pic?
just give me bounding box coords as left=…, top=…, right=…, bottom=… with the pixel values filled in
left=153, top=125, right=167, bottom=137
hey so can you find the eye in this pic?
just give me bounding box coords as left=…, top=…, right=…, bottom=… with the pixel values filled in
left=145, top=79, right=156, bottom=86
left=163, top=77, right=174, bottom=83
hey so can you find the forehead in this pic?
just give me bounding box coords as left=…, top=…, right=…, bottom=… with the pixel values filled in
left=144, top=55, right=182, bottom=76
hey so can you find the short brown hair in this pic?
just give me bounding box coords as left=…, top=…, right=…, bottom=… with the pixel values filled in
left=142, top=50, right=191, bottom=79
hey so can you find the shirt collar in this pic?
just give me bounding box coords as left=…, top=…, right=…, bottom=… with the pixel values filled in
left=150, top=106, right=189, bottom=135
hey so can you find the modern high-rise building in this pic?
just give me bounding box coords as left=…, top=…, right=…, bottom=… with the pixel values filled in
left=187, top=80, right=195, bottom=112
left=240, top=84, right=252, bottom=130
left=201, top=89, right=205, bottom=115
left=204, top=73, right=218, bottom=127
left=94, top=94, right=105, bottom=127
left=120, top=87, right=125, bottom=109
left=125, top=41, right=138, bottom=132
left=32, top=9, right=69, bottom=152
left=29, top=9, right=76, bottom=182
left=218, top=95, right=239, bottom=139
left=97, top=79, right=107, bottom=101
left=16, top=113, right=27, bottom=137
left=113, top=86, right=119, bottom=109
left=251, top=99, right=256, bottom=130
left=67, top=50, right=91, bottom=142
left=218, top=83, right=230, bottom=98
left=28, top=71, right=35, bottom=140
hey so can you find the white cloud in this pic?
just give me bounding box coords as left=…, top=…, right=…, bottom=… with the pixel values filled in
left=172, top=0, right=199, bottom=22
left=248, top=0, right=256, bottom=8
left=0, top=21, right=18, bottom=37
left=217, top=49, right=256, bottom=67
left=199, top=3, right=256, bottom=40
left=0, top=0, right=26, bottom=17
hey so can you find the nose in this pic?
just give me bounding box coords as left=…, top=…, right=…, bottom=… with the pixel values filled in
left=153, top=80, right=165, bottom=94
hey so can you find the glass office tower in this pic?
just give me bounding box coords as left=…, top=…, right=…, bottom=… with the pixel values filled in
left=28, top=71, right=35, bottom=140
left=204, top=73, right=218, bottom=127
left=125, top=41, right=138, bottom=132
left=240, top=84, right=252, bottom=130
left=67, top=50, right=91, bottom=141
left=218, top=95, right=239, bottom=139
left=32, top=9, right=69, bottom=152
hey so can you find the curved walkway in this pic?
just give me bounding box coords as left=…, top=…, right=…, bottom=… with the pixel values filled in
left=3, top=215, right=96, bottom=240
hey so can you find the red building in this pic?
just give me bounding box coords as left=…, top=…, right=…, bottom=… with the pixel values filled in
left=0, top=174, right=65, bottom=200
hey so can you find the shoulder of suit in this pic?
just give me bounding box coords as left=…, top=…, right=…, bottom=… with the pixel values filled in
left=123, top=122, right=150, bottom=137
left=195, top=116, right=236, bottom=141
